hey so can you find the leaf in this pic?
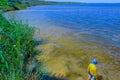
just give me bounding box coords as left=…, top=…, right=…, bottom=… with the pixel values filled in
left=0, top=51, right=5, bottom=62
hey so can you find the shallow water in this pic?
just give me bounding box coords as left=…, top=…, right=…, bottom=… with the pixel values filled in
left=4, top=3, right=120, bottom=80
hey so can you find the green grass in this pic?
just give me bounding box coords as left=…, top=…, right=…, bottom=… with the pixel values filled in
left=14, top=2, right=27, bottom=9
left=0, top=13, right=39, bottom=80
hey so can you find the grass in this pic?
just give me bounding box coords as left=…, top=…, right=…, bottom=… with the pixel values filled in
left=0, top=12, right=42, bottom=80
left=14, top=2, right=27, bottom=9
left=0, top=2, right=27, bottom=11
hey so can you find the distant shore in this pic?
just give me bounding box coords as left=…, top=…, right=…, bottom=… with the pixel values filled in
left=0, top=1, right=84, bottom=12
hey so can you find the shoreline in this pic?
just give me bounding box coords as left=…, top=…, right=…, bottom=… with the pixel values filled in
left=2, top=3, right=120, bottom=80
left=0, top=1, right=84, bottom=12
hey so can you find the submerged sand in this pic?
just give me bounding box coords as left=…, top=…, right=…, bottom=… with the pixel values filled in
left=34, top=28, right=120, bottom=80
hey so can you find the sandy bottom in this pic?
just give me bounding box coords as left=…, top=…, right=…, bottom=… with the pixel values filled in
left=34, top=27, right=120, bottom=80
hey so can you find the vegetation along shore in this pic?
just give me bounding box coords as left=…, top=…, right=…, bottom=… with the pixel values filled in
left=0, top=0, right=84, bottom=80
left=0, top=0, right=83, bottom=12
left=0, top=0, right=48, bottom=79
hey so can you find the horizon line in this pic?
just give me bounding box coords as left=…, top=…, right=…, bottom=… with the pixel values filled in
left=44, top=0, right=120, bottom=3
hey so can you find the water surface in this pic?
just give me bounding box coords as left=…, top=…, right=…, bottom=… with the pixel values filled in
left=4, top=3, right=120, bottom=80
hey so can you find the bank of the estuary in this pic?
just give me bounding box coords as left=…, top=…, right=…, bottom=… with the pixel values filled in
left=4, top=4, right=120, bottom=80
left=0, top=1, right=84, bottom=79
left=0, top=11, right=44, bottom=79
left=2, top=2, right=120, bottom=80
left=0, top=0, right=83, bottom=12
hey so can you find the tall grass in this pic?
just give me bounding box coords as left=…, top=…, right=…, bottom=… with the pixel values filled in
left=0, top=13, right=37, bottom=80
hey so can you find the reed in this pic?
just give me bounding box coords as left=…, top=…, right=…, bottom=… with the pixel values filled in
left=0, top=13, right=39, bottom=80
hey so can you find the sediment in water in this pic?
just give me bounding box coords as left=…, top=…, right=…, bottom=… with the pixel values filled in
left=34, top=28, right=119, bottom=80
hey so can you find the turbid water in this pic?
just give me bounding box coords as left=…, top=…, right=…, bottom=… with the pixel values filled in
left=4, top=3, right=120, bottom=80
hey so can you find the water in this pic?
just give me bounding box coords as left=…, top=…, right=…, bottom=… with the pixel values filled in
left=4, top=3, right=120, bottom=80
